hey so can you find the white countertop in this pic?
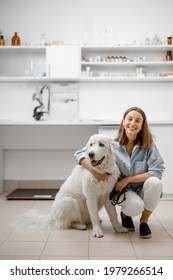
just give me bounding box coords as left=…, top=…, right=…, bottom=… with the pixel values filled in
left=0, top=119, right=173, bottom=125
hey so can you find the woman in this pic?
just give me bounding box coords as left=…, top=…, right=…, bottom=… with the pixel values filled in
left=74, top=107, right=165, bottom=238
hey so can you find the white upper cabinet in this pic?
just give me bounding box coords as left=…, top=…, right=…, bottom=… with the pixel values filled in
left=46, top=45, right=80, bottom=79
left=0, top=45, right=80, bottom=82
left=0, top=46, right=46, bottom=81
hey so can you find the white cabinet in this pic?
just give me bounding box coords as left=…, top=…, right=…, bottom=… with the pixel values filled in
left=0, top=126, right=3, bottom=194
left=150, top=124, right=173, bottom=194
left=0, top=46, right=46, bottom=81
left=0, top=45, right=80, bottom=82
left=46, top=46, right=80, bottom=79
left=98, top=125, right=119, bottom=138
left=81, top=45, right=173, bottom=82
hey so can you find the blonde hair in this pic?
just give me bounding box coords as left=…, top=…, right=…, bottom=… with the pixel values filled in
left=116, top=107, right=153, bottom=148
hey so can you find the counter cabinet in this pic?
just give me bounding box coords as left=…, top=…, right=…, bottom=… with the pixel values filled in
left=0, top=123, right=172, bottom=195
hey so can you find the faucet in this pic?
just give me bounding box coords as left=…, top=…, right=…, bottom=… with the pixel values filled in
left=32, top=85, right=51, bottom=120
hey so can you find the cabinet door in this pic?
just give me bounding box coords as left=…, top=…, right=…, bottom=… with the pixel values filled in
left=150, top=124, right=173, bottom=194
left=46, top=46, right=80, bottom=78
left=98, top=125, right=119, bottom=138
left=0, top=126, right=3, bottom=194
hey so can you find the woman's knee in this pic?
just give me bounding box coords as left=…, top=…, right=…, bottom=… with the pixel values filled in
left=140, top=177, right=163, bottom=212
left=120, top=191, right=145, bottom=217
left=143, top=176, right=163, bottom=196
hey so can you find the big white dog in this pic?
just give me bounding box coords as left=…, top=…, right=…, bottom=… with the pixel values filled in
left=17, top=134, right=127, bottom=238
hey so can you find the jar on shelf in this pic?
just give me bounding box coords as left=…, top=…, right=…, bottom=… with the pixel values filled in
left=0, top=29, right=5, bottom=45
left=0, top=35, right=5, bottom=45
left=167, top=37, right=172, bottom=45
left=11, top=32, right=20, bottom=46
left=166, top=51, right=173, bottom=61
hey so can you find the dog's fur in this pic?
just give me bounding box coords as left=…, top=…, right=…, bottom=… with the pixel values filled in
left=16, top=134, right=127, bottom=237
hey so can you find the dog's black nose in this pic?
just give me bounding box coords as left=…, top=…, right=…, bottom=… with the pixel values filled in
left=88, top=151, right=95, bottom=159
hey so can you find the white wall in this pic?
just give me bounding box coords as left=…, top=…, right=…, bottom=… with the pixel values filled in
left=79, top=82, right=173, bottom=121
left=1, top=0, right=173, bottom=46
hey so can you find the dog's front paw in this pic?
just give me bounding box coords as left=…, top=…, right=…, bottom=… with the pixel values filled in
left=92, top=226, right=104, bottom=238
left=115, top=226, right=128, bottom=233
left=71, top=222, right=86, bottom=230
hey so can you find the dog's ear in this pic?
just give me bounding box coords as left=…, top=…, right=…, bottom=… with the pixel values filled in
left=110, top=140, right=119, bottom=153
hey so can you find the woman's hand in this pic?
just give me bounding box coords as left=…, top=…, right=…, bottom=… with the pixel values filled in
left=115, top=177, right=130, bottom=192
left=80, top=157, right=109, bottom=181
left=91, top=169, right=109, bottom=181
left=115, top=173, right=152, bottom=191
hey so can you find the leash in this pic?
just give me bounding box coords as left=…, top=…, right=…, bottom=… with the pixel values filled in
left=109, top=187, right=127, bottom=205
left=109, top=182, right=144, bottom=206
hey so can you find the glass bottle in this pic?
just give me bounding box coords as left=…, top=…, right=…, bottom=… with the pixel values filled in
left=152, top=34, right=160, bottom=45
left=166, top=51, right=173, bottom=61
left=0, top=35, right=5, bottom=45
left=40, top=34, right=45, bottom=45
left=11, top=32, right=20, bottom=46
left=167, top=37, right=172, bottom=45
left=0, top=29, right=5, bottom=45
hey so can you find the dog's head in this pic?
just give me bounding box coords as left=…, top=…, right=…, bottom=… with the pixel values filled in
left=86, top=134, right=119, bottom=171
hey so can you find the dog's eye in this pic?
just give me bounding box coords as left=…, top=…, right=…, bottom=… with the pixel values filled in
left=99, top=142, right=105, bottom=147
left=90, top=143, right=93, bottom=147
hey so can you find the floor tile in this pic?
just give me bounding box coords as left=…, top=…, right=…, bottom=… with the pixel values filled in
left=133, top=242, right=173, bottom=258
left=167, top=230, right=173, bottom=240
left=129, top=229, right=172, bottom=242
left=0, top=230, right=12, bottom=244
left=0, top=241, right=45, bottom=256
left=89, top=241, right=136, bottom=258
left=48, top=229, right=88, bottom=242
left=7, top=229, right=50, bottom=242
left=41, top=241, right=88, bottom=259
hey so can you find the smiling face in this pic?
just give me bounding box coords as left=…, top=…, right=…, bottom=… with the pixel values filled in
left=123, top=110, right=143, bottom=141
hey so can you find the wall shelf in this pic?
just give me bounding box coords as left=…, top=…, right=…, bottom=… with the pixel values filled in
left=81, top=61, right=173, bottom=66
left=0, top=77, right=79, bottom=83
left=0, top=45, right=46, bottom=51
left=1, top=76, right=173, bottom=83
left=81, top=45, right=173, bottom=51
left=0, top=45, right=173, bottom=82
left=81, top=45, right=173, bottom=80
left=80, top=76, right=173, bottom=82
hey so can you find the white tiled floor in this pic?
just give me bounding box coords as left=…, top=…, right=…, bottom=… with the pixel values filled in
left=0, top=192, right=173, bottom=260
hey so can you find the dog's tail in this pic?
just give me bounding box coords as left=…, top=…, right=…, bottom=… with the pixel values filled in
left=13, top=209, right=54, bottom=230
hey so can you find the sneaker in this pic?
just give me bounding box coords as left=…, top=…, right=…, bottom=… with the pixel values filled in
left=139, top=223, right=152, bottom=239
left=120, top=211, right=135, bottom=231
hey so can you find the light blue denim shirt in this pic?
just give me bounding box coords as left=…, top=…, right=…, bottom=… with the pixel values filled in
left=74, top=142, right=165, bottom=180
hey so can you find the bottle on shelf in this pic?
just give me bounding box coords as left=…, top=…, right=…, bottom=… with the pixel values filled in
left=152, top=34, right=161, bottom=45
left=40, top=34, right=46, bottom=45
left=11, top=32, right=20, bottom=46
left=0, top=29, right=5, bottom=45
left=166, top=51, right=173, bottom=61
left=167, top=36, right=172, bottom=45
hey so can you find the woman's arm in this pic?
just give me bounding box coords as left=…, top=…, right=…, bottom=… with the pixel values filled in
left=74, top=148, right=109, bottom=181
left=115, top=172, right=152, bottom=191
left=80, top=158, right=109, bottom=181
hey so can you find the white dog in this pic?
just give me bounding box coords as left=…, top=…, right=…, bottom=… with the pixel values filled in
left=16, top=134, right=127, bottom=238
